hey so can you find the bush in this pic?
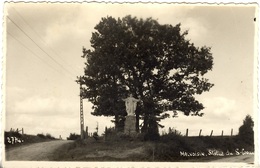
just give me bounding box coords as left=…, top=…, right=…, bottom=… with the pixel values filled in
left=46, top=133, right=55, bottom=139
left=4, top=131, right=23, bottom=145
left=5, top=131, right=22, bottom=138
left=67, top=133, right=81, bottom=140
left=151, top=134, right=192, bottom=161
left=104, top=129, right=133, bottom=142
left=93, top=132, right=99, bottom=141
left=238, top=115, right=254, bottom=146
left=37, top=133, right=56, bottom=140
left=37, top=133, right=46, bottom=139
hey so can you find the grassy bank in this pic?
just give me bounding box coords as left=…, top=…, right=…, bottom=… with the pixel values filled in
left=4, top=131, right=57, bottom=150
left=52, top=137, right=153, bottom=161
left=151, top=134, right=254, bottom=161
left=52, top=133, right=254, bottom=161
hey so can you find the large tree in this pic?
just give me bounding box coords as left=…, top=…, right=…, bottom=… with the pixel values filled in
left=80, top=15, right=214, bottom=133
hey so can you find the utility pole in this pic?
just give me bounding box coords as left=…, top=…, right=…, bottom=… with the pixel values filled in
left=76, top=48, right=88, bottom=140
left=76, top=76, right=85, bottom=139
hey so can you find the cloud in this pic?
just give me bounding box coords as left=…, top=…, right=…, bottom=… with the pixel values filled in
left=160, top=96, right=248, bottom=136
left=9, top=95, right=75, bottom=116
left=5, top=113, right=80, bottom=139
left=203, top=97, right=236, bottom=118
left=5, top=92, right=114, bottom=138
left=181, top=17, right=209, bottom=46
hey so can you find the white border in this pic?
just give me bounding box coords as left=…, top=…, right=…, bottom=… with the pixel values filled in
left=1, top=1, right=259, bottom=168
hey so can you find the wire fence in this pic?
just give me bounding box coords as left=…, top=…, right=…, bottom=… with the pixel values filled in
left=161, top=127, right=236, bottom=137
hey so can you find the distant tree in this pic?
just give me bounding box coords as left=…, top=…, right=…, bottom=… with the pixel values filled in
left=67, top=133, right=81, bottom=140
left=80, top=15, right=214, bottom=134
left=238, top=115, right=254, bottom=145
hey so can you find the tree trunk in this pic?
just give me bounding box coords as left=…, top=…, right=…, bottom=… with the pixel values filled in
left=136, top=112, right=139, bottom=132
left=115, top=114, right=119, bottom=132
left=142, top=114, right=149, bottom=133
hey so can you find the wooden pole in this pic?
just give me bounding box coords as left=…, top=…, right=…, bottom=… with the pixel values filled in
left=86, top=126, right=88, bottom=138
left=186, top=129, right=189, bottom=137
left=76, top=77, right=85, bottom=140
left=210, top=130, right=213, bottom=137
left=221, top=130, right=223, bottom=137
left=231, top=129, right=233, bottom=136
left=199, top=129, right=202, bottom=137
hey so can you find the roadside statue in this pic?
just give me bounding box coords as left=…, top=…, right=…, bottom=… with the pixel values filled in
left=122, top=94, right=140, bottom=116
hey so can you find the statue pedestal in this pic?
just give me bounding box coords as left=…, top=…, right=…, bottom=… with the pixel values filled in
left=124, top=116, right=137, bottom=136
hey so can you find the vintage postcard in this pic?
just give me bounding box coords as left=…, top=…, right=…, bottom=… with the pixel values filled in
left=1, top=1, right=259, bottom=168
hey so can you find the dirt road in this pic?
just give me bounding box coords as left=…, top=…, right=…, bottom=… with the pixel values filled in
left=210, top=154, right=254, bottom=164
left=5, top=140, right=73, bottom=161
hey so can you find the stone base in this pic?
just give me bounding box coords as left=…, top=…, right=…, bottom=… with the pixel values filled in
left=124, top=116, right=137, bottom=136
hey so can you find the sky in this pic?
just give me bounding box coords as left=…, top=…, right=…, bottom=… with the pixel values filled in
left=3, top=2, right=257, bottom=139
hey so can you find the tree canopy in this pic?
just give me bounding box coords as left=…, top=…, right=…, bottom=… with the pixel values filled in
left=79, top=15, right=214, bottom=132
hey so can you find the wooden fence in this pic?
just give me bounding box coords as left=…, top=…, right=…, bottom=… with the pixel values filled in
left=10, top=128, right=24, bottom=134
left=184, top=128, right=234, bottom=137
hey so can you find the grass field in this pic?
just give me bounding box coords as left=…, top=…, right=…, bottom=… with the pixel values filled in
left=52, top=132, right=254, bottom=162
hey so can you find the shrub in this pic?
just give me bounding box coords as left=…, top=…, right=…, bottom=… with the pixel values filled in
left=45, top=133, right=55, bottom=139
left=67, top=133, right=81, bottom=140
left=238, top=115, right=254, bottom=146
left=37, top=133, right=46, bottom=139
left=93, top=132, right=99, bottom=141
left=151, top=134, right=192, bottom=161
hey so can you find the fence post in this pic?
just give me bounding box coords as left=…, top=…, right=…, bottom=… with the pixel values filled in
left=186, top=129, right=189, bottom=137
left=221, top=130, right=223, bottom=137
left=199, top=129, right=202, bottom=137
left=210, top=130, right=213, bottom=137
left=22, top=128, right=24, bottom=134
left=231, top=129, right=233, bottom=136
